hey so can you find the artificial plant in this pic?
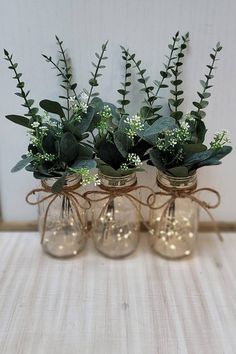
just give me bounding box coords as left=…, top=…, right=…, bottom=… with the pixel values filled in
left=127, top=33, right=232, bottom=177
left=4, top=36, right=108, bottom=191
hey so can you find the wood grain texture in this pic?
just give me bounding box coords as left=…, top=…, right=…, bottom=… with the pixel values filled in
left=0, top=232, right=235, bottom=354
left=1, top=220, right=236, bottom=232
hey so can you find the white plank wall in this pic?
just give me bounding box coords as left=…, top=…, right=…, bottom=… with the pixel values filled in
left=0, top=0, right=235, bottom=221
left=0, top=232, right=236, bottom=353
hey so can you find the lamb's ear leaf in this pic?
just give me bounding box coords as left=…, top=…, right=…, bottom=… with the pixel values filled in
left=184, top=150, right=213, bottom=167
left=209, top=146, right=232, bottom=160
left=6, top=114, right=30, bottom=128
left=39, top=99, right=65, bottom=118
left=196, top=120, right=207, bottom=143
left=71, top=159, right=96, bottom=170
left=167, top=166, right=189, bottom=177
left=97, top=160, right=121, bottom=177
left=183, top=143, right=207, bottom=153
left=97, top=141, right=125, bottom=170
left=60, top=132, right=79, bottom=162
left=149, top=148, right=166, bottom=170
left=113, top=131, right=131, bottom=158
left=141, top=117, right=177, bottom=145
left=51, top=175, right=66, bottom=193
left=76, top=106, right=94, bottom=133
left=90, top=97, right=104, bottom=113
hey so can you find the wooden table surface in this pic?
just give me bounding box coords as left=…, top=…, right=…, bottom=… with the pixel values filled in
left=0, top=232, right=235, bottom=354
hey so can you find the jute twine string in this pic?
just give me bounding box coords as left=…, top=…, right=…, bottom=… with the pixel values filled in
left=26, top=180, right=91, bottom=243
left=84, top=182, right=156, bottom=228
left=147, top=178, right=223, bottom=241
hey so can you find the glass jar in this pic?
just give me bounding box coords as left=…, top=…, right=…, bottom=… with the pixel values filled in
left=38, top=175, right=87, bottom=258
left=149, top=170, right=199, bottom=259
left=91, top=172, right=141, bottom=258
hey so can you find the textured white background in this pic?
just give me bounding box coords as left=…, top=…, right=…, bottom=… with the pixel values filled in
left=0, top=0, right=235, bottom=221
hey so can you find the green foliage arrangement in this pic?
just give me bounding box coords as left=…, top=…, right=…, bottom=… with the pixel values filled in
left=127, top=33, right=232, bottom=177
left=4, top=33, right=232, bottom=182
left=4, top=36, right=109, bottom=191
left=88, top=46, right=154, bottom=177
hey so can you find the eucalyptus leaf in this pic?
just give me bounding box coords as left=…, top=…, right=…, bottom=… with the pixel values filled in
left=60, top=132, right=79, bottom=162
left=90, top=97, right=104, bottom=113
left=6, top=115, right=30, bottom=128
left=11, top=156, right=32, bottom=172
left=39, top=100, right=65, bottom=118
left=51, top=176, right=66, bottom=193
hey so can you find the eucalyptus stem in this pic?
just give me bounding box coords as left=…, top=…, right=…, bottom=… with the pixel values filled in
left=169, top=32, right=189, bottom=121
left=191, top=42, right=222, bottom=119
left=55, top=36, right=71, bottom=119
left=154, top=31, right=180, bottom=101
left=197, top=51, right=218, bottom=112
left=4, top=49, right=38, bottom=120
left=87, top=41, right=108, bottom=105
left=124, top=50, right=154, bottom=109
left=42, top=36, right=80, bottom=119
left=117, top=47, right=131, bottom=116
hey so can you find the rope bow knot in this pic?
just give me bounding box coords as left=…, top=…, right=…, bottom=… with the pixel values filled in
left=148, top=179, right=222, bottom=241
left=84, top=182, right=156, bottom=225
left=26, top=180, right=91, bottom=243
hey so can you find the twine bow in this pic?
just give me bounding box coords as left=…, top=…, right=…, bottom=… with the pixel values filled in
left=148, top=179, right=223, bottom=241
left=84, top=182, right=156, bottom=226
left=26, top=180, right=91, bottom=243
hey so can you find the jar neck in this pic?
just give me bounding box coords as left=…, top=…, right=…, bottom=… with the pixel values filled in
left=98, top=171, right=137, bottom=188
left=43, top=174, right=82, bottom=188
left=157, top=170, right=197, bottom=190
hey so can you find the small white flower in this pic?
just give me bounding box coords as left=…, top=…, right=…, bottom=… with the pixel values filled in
left=120, top=163, right=129, bottom=171
left=97, top=105, right=112, bottom=133
left=29, top=136, right=40, bottom=147
left=79, top=101, right=88, bottom=113
left=120, top=153, right=142, bottom=171
left=180, top=121, right=190, bottom=130
left=31, top=122, right=40, bottom=129
left=69, top=96, right=76, bottom=103
left=210, top=130, right=230, bottom=149
left=124, top=114, right=144, bottom=141
left=79, top=91, right=89, bottom=102
left=70, top=167, right=99, bottom=187
left=127, top=153, right=142, bottom=167
left=39, top=126, right=48, bottom=132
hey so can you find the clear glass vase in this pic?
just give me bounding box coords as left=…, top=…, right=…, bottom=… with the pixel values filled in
left=149, top=171, right=199, bottom=259
left=38, top=175, right=87, bottom=258
left=91, top=172, right=141, bottom=258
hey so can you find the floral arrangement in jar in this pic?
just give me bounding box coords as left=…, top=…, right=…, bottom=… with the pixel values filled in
left=129, top=32, right=232, bottom=259
left=4, top=36, right=107, bottom=257
left=84, top=46, right=160, bottom=258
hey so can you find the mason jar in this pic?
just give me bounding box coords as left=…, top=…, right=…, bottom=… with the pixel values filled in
left=90, top=172, right=141, bottom=258
left=149, top=170, right=199, bottom=259
left=38, top=174, right=88, bottom=258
